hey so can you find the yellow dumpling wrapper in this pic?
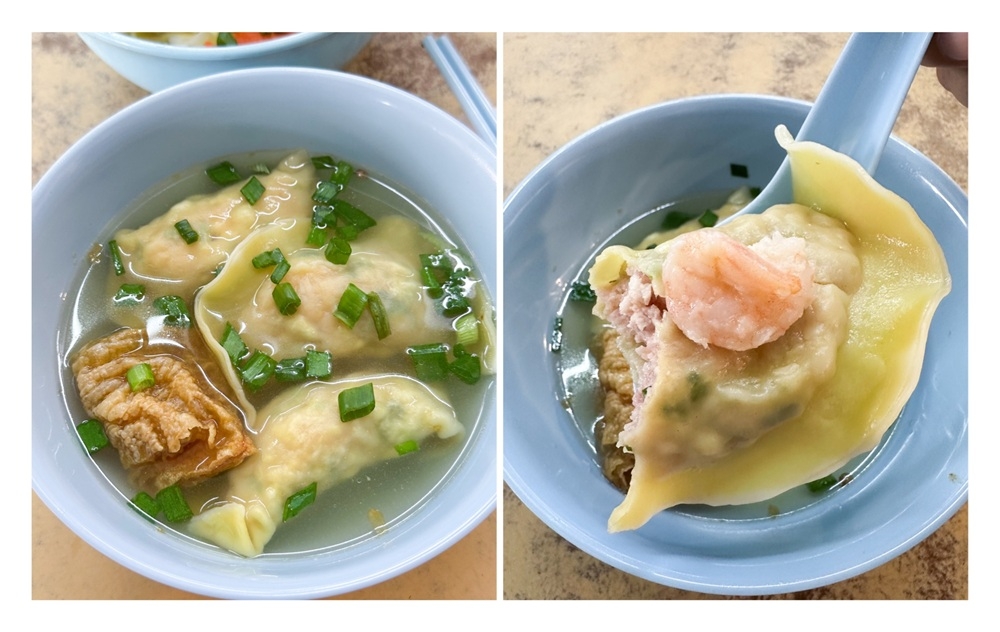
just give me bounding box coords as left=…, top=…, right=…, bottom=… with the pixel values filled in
left=604, top=127, right=951, bottom=531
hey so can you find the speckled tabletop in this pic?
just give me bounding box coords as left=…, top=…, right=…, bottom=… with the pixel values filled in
left=31, top=32, right=497, bottom=600
left=502, top=32, right=968, bottom=600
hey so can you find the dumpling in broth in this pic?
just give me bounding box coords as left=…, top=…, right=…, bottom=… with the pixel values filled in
left=110, top=151, right=316, bottom=302
left=187, top=374, right=464, bottom=557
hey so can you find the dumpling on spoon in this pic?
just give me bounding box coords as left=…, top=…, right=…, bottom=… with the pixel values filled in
left=589, top=126, right=951, bottom=532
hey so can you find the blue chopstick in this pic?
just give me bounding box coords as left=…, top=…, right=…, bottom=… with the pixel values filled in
left=423, top=34, right=496, bottom=148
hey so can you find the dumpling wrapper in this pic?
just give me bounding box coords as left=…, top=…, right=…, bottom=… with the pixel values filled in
left=187, top=374, right=464, bottom=557
left=194, top=215, right=453, bottom=427
left=111, top=151, right=316, bottom=303
left=595, top=126, right=951, bottom=532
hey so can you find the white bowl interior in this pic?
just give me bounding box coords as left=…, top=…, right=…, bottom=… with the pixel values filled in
left=503, top=94, right=967, bottom=594
left=33, top=67, right=496, bottom=599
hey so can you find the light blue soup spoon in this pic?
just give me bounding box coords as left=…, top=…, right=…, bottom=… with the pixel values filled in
left=727, top=32, right=932, bottom=221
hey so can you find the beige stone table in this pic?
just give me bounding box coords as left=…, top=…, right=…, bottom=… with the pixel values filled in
left=32, top=31, right=497, bottom=600
left=502, top=32, right=967, bottom=600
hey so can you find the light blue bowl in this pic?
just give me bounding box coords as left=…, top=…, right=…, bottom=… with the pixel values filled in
left=503, top=94, right=967, bottom=595
left=33, top=67, right=496, bottom=599
left=79, top=32, right=371, bottom=92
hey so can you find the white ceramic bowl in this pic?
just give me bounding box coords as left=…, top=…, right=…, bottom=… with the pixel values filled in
left=503, top=94, right=967, bottom=595
left=79, top=32, right=371, bottom=92
left=33, top=67, right=496, bottom=599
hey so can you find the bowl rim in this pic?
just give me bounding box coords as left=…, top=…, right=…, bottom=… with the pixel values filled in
left=32, top=66, right=497, bottom=599
left=502, top=92, right=968, bottom=595
left=81, top=31, right=331, bottom=60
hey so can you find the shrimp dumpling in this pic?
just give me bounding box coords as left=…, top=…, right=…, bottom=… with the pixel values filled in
left=111, top=151, right=317, bottom=302
left=187, top=374, right=464, bottom=557
left=590, top=128, right=951, bottom=531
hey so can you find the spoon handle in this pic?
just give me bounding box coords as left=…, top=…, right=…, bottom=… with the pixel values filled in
left=728, top=32, right=931, bottom=220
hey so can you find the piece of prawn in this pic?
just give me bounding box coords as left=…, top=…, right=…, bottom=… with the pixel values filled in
left=661, top=228, right=814, bottom=351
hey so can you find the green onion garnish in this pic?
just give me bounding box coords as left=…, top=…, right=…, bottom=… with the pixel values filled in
left=251, top=248, right=285, bottom=269
left=108, top=239, right=125, bottom=276
left=156, top=484, right=193, bottom=522
left=153, top=295, right=192, bottom=328
left=421, top=265, right=444, bottom=298
left=335, top=223, right=359, bottom=241
left=130, top=491, right=160, bottom=520
left=113, top=283, right=146, bottom=304
left=330, top=160, right=353, bottom=186
left=449, top=345, right=481, bottom=385
left=126, top=363, right=155, bottom=392
left=174, top=219, right=199, bottom=244
left=275, top=356, right=307, bottom=382
left=394, top=440, right=419, bottom=456
left=325, top=237, right=351, bottom=265
left=661, top=210, right=691, bottom=230
left=305, top=350, right=332, bottom=379
left=241, top=176, right=266, bottom=205
left=333, top=283, right=369, bottom=328
left=283, top=482, right=317, bottom=522
left=272, top=282, right=301, bottom=315
left=270, top=259, right=291, bottom=284
left=698, top=209, right=719, bottom=227
left=332, top=199, right=376, bottom=231
left=454, top=312, right=479, bottom=346
left=406, top=343, right=450, bottom=382
left=312, top=206, right=335, bottom=229
left=220, top=322, right=249, bottom=365
left=206, top=160, right=242, bottom=185
left=250, top=162, right=270, bottom=175
left=312, top=180, right=342, bottom=204
left=216, top=32, right=237, bottom=47
left=339, top=382, right=376, bottom=421
left=807, top=474, right=838, bottom=493
left=306, top=226, right=328, bottom=247
left=76, top=418, right=108, bottom=453
left=367, top=291, right=391, bottom=340
left=311, top=155, right=337, bottom=170
left=239, top=350, right=277, bottom=392
left=568, top=281, right=597, bottom=303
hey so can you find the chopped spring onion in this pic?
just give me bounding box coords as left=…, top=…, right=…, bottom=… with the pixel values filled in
left=220, top=322, right=249, bottom=365
left=568, top=281, right=596, bottom=303
left=306, top=226, right=328, bottom=247
left=312, top=206, right=335, bottom=229
left=174, top=218, right=199, bottom=244
left=698, top=209, right=719, bottom=227
left=272, top=282, right=301, bottom=315
left=807, top=474, right=838, bottom=493
left=250, top=162, right=270, bottom=175
left=108, top=239, right=125, bottom=276
left=76, top=418, right=108, bottom=453
left=126, top=363, right=155, bottom=392
left=367, top=291, right=391, bottom=340
left=313, top=180, right=342, bottom=204
left=334, top=283, right=369, bottom=328
left=420, top=265, right=443, bottom=298
left=113, top=283, right=146, bottom=304
left=311, top=155, right=337, bottom=170
left=241, top=176, right=266, bottom=205
left=153, top=295, right=192, bottom=328
left=406, top=343, right=450, bottom=382
left=454, top=312, right=479, bottom=346
left=205, top=160, right=242, bottom=185
left=252, top=248, right=285, bottom=269
left=661, top=210, right=691, bottom=230
left=330, top=160, right=354, bottom=186
left=270, top=259, right=291, bottom=284
left=239, top=350, right=277, bottom=392
left=305, top=350, right=332, bottom=379
left=394, top=440, right=419, bottom=456
left=332, top=199, right=376, bottom=231
left=339, top=382, right=376, bottom=421
left=335, top=223, right=359, bottom=241
left=130, top=491, right=160, bottom=520
left=216, top=32, right=238, bottom=47
left=325, top=237, right=351, bottom=265
left=275, top=356, right=307, bottom=382
left=730, top=163, right=749, bottom=178
left=156, top=484, right=193, bottom=522
left=283, top=482, right=317, bottom=522
left=449, top=345, right=481, bottom=385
